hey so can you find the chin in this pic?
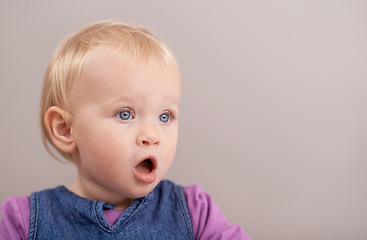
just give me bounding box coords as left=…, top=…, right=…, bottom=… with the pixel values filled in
left=128, top=181, right=160, bottom=198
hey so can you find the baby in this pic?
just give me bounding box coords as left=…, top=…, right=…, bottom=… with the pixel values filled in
left=0, top=21, right=252, bottom=239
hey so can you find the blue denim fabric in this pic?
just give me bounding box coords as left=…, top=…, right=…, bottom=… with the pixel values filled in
left=27, top=180, right=194, bottom=240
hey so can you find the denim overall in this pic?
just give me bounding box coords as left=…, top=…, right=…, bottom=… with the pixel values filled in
left=27, top=180, right=194, bottom=239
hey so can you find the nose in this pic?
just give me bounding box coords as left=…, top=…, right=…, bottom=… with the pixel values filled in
left=136, top=124, right=160, bottom=147
left=137, top=136, right=160, bottom=146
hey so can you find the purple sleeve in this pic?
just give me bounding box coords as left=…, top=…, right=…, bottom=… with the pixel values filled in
left=183, top=185, right=252, bottom=240
left=0, top=196, right=30, bottom=240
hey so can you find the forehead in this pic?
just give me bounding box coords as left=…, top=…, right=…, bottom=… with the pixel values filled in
left=69, top=47, right=181, bottom=106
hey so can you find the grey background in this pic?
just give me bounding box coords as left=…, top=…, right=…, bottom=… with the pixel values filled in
left=1, top=1, right=366, bottom=239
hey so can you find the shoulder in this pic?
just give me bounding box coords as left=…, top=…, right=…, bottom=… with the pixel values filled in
left=152, top=179, right=185, bottom=199
left=151, top=180, right=187, bottom=207
left=0, top=196, right=30, bottom=240
left=156, top=179, right=180, bottom=190
left=183, top=184, right=252, bottom=240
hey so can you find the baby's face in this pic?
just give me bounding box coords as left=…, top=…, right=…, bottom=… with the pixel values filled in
left=68, top=48, right=180, bottom=204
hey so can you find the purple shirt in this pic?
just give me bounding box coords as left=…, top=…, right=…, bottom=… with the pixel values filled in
left=0, top=185, right=252, bottom=239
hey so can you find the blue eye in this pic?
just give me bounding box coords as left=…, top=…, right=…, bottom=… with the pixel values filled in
left=117, top=110, right=133, bottom=121
left=159, top=113, right=170, bottom=123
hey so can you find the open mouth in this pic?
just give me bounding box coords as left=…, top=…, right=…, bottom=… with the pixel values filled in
left=134, top=156, right=157, bottom=184
left=135, top=158, right=154, bottom=174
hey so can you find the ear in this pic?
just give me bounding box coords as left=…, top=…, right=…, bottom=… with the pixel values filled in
left=44, top=106, right=77, bottom=153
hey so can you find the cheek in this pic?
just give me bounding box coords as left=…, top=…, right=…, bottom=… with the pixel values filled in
left=163, top=133, right=177, bottom=153
left=164, top=130, right=178, bottom=160
left=92, top=132, right=130, bottom=162
left=165, top=124, right=178, bottom=143
left=78, top=134, right=130, bottom=177
left=74, top=122, right=122, bottom=161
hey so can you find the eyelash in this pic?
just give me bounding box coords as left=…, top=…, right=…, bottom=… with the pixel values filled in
left=160, top=111, right=176, bottom=123
left=115, top=108, right=135, bottom=121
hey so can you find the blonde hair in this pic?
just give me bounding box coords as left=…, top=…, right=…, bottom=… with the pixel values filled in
left=40, top=20, right=178, bottom=162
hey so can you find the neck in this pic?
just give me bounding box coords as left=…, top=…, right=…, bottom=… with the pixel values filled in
left=68, top=176, right=134, bottom=210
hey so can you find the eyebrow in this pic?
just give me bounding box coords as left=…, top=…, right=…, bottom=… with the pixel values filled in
left=165, top=101, right=180, bottom=111
left=106, top=94, right=180, bottom=108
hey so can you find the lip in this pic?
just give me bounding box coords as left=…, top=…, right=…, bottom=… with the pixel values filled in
left=133, top=155, right=157, bottom=184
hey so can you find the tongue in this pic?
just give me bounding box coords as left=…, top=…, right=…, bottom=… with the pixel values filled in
left=136, top=159, right=153, bottom=174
